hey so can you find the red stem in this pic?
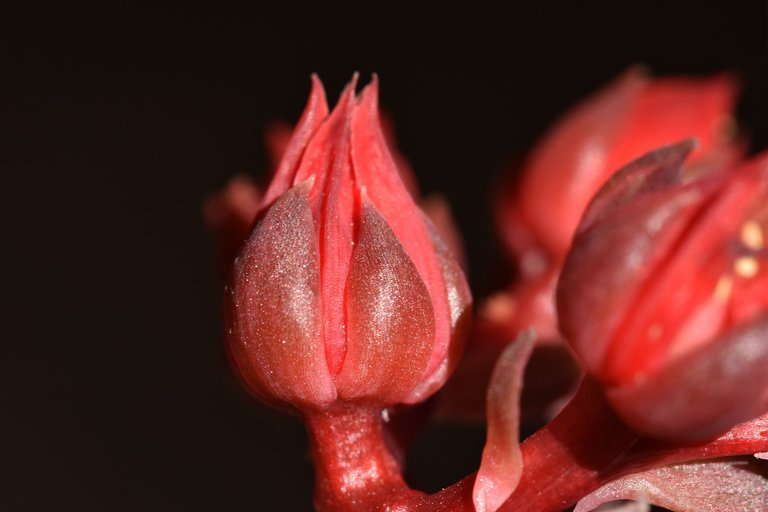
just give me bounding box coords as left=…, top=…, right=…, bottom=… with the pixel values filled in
left=304, top=386, right=768, bottom=512
left=304, top=404, right=423, bottom=511
left=500, top=380, right=768, bottom=511
left=499, top=379, right=639, bottom=512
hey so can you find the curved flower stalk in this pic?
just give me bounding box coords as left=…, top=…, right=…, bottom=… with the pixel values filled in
left=498, top=382, right=768, bottom=512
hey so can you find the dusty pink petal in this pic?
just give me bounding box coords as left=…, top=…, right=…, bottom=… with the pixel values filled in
left=291, top=79, right=358, bottom=375
left=756, top=453, right=768, bottom=460
left=575, top=457, right=768, bottom=512
left=404, top=212, right=472, bottom=403
left=224, top=181, right=336, bottom=409
left=335, top=199, right=435, bottom=403
left=473, top=331, right=536, bottom=512
left=351, top=77, right=452, bottom=394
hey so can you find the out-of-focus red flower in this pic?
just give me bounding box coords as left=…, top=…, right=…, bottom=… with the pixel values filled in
left=222, top=76, right=471, bottom=412
left=496, top=68, right=740, bottom=280
left=437, top=70, right=743, bottom=426
left=558, top=141, right=768, bottom=441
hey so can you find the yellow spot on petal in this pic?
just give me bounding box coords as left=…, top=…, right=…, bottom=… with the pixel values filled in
left=734, top=256, right=759, bottom=278
left=483, top=293, right=516, bottom=324
left=714, top=276, right=733, bottom=302
left=741, top=220, right=764, bottom=251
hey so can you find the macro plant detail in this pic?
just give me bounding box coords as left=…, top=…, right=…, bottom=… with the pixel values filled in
left=206, top=72, right=768, bottom=511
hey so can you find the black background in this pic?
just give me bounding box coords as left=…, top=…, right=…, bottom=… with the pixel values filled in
left=3, top=3, right=766, bottom=511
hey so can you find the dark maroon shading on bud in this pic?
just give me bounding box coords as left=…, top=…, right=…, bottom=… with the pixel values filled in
left=559, top=142, right=713, bottom=377
left=558, top=142, right=768, bottom=442
left=609, top=314, right=768, bottom=441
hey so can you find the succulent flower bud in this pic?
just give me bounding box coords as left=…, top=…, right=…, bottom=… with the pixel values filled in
left=497, top=69, right=740, bottom=279
left=558, top=141, right=768, bottom=441
left=223, top=76, right=471, bottom=411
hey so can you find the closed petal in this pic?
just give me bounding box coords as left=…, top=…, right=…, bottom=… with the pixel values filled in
left=336, top=200, right=435, bottom=403
left=559, top=181, right=708, bottom=376
left=608, top=314, right=768, bottom=442
left=404, top=213, right=472, bottom=403
left=351, top=77, right=453, bottom=385
left=225, top=181, right=336, bottom=408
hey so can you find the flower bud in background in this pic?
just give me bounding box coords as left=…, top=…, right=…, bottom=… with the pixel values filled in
left=497, top=68, right=740, bottom=280
left=223, top=76, right=471, bottom=412
left=558, top=141, right=768, bottom=441
left=437, top=70, right=742, bottom=426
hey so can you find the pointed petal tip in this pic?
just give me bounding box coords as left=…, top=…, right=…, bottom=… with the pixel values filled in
left=333, top=73, right=360, bottom=112
left=357, top=74, right=381, bottom=111
left=346, top=72, right=360, bottom=93
left=296, top=174, right=316, bottom=191
left=308, top=73, right=328, bottom=105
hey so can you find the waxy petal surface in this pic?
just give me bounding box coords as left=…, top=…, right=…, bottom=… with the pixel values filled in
left=575, top=457, right=768, bottom=512
left=351, top=79, right=453, bottom=389
left=609, top=314, right=768, bottom=442
left=225, top=182, right=336, bottom=408
left=405, top=214, right=472, bottom=403
left=336, top=200, right=435, bottom=403
left=559, top=180, right=710, bottom=376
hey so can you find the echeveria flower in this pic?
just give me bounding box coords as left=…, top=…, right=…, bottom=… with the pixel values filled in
left=496, top=69, right=739, bottom=279
left=223, top=76, right=471, bottom=412
left=558, top=141, right=768, bottom=441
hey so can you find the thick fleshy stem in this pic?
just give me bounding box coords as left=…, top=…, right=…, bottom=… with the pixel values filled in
left=499, top=379, right=640, bottom=512
left=499, top=379, right=768, bottom=512
left=304, top=404, right=424, bottom=511
left=305, top=383, right=768, bottom=512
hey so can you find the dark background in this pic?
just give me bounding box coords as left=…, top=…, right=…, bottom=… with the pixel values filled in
left=3, top=2, right=766, bottom=511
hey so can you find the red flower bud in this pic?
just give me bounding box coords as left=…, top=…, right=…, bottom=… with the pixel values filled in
left=497, top=69, right=740, bottom=278
left=558, top=141, right=768, bottom=441
left=223, top=76, right=471, bottom=411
